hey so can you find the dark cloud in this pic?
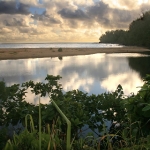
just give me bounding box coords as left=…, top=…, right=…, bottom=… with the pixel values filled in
left=0, top=1, right=30, bottom=15
left=86, top=2, right=110, bottom=27
left=31, top=11, right=61, bottom=25
left=57, top=1, right=142, bottom=29
left=18, top=27, right=32, bottom=33
left=3, top=18, right=26, bottom=27
left=18, top=27, right=44, bottom=35
left=85, top=2, right=140, bottom=29
left=58, top=8, right=88, bottom=20
left=48, top=17, right=61, bottom=24
left=87, top=1, right=109, bottom=17
left=112, top=9, right=133, bottom=22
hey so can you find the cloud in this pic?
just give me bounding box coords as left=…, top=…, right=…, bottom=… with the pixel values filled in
left=57, top=1, right=139, bottom=29
left=140, top=3, right=150, bottom=12
left=0, top=1, right=30, bottom=15
left=31, top=12, right=61, bottom=25
left=101, top=72, right=143, bottom=95
left=3, top=17, right=27, bottom=26
left=0, top=0, right=150, bottom=42
left=0, top=53, right=144, bottom=97
left=101, top=0, right=144, bottom=10
left=0, top=27, right=12, bottom=33
left=58, top=8, right=88, bottom=20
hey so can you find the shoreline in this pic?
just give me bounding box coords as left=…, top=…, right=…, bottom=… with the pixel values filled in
left=0, top=46, right=150, bottom=60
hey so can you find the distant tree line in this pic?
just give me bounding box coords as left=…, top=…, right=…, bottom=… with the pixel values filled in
left=99, top=11, right=150, bottom=48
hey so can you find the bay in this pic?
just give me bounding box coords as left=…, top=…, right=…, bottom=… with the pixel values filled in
left=0, top=42, right=122, bottom=48
left=0, top=51, right=150, bottom=104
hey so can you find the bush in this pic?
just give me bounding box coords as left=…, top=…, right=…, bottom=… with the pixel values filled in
left=1, top=75, right=150, bottom=149
left=58, top=48, right=62, bottom=52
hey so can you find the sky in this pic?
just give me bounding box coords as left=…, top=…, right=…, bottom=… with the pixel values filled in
left=0, top=0, right=150, bottom=43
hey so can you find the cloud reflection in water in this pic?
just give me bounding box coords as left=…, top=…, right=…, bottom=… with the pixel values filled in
left=0, top=53, right=146, bottom=104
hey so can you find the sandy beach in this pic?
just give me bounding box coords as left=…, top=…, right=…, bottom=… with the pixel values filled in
left=0, top=46, right=150, bottom=60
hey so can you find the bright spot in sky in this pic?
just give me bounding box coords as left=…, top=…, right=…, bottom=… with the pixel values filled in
left=138, top=0, right=149, bottom=4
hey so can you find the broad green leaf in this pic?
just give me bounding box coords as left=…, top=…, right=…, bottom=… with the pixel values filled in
left=142, top=105, right=150, bottom=111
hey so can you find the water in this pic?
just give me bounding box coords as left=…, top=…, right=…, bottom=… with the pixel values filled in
left=0, top=51, right=150, bottom=104
left=0, top=43, right=123, bottom=48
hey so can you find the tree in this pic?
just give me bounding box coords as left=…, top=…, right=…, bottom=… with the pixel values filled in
left=99, top=10, right=150, bottom=48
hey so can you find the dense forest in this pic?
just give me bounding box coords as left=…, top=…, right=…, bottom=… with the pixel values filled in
left=99, top=10, right=150, bottom=48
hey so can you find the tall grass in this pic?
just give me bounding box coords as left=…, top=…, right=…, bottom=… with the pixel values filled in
left=39, top=98, right=41, bottom=150
left=49, top=95, right=71, bottom=150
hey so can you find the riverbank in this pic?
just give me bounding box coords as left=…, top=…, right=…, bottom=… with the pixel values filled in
left=0, top=46, right=150, bottom=60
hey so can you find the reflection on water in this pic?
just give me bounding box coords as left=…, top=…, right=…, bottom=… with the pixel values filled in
left=58, top=56, right=63, bottom=61
left=0, top=53, right=150, bottom=104
left=128, top=56, right=150, bottom=78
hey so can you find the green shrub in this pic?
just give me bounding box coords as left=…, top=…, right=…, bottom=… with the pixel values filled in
left=1, top=74, right=150, bottom=149
left=58, top=48, right=62, bottom=52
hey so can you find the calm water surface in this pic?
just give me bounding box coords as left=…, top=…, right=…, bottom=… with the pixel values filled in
left=0, top=53, right=150, bottom=104
left=0, top=43, right=123, bottom=48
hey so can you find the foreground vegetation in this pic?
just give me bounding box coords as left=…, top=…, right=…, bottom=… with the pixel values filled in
left=1, top=74, right=150, bottom=149
left=99, top=10, right=150, bottom=49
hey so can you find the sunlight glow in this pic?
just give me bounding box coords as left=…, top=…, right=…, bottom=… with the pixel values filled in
left=138, top=0, right=149, bottom=5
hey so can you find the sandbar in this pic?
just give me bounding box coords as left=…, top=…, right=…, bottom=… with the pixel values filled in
left=0, top=46, right=150, bottom=60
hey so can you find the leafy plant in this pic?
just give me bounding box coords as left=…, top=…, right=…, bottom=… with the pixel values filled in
left=1, top=74, right=150, bottom=149
left=3, top=101, right=65, bottom=150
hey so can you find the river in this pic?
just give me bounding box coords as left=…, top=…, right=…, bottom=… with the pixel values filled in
left=0, top=51, right=150, bottom=104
